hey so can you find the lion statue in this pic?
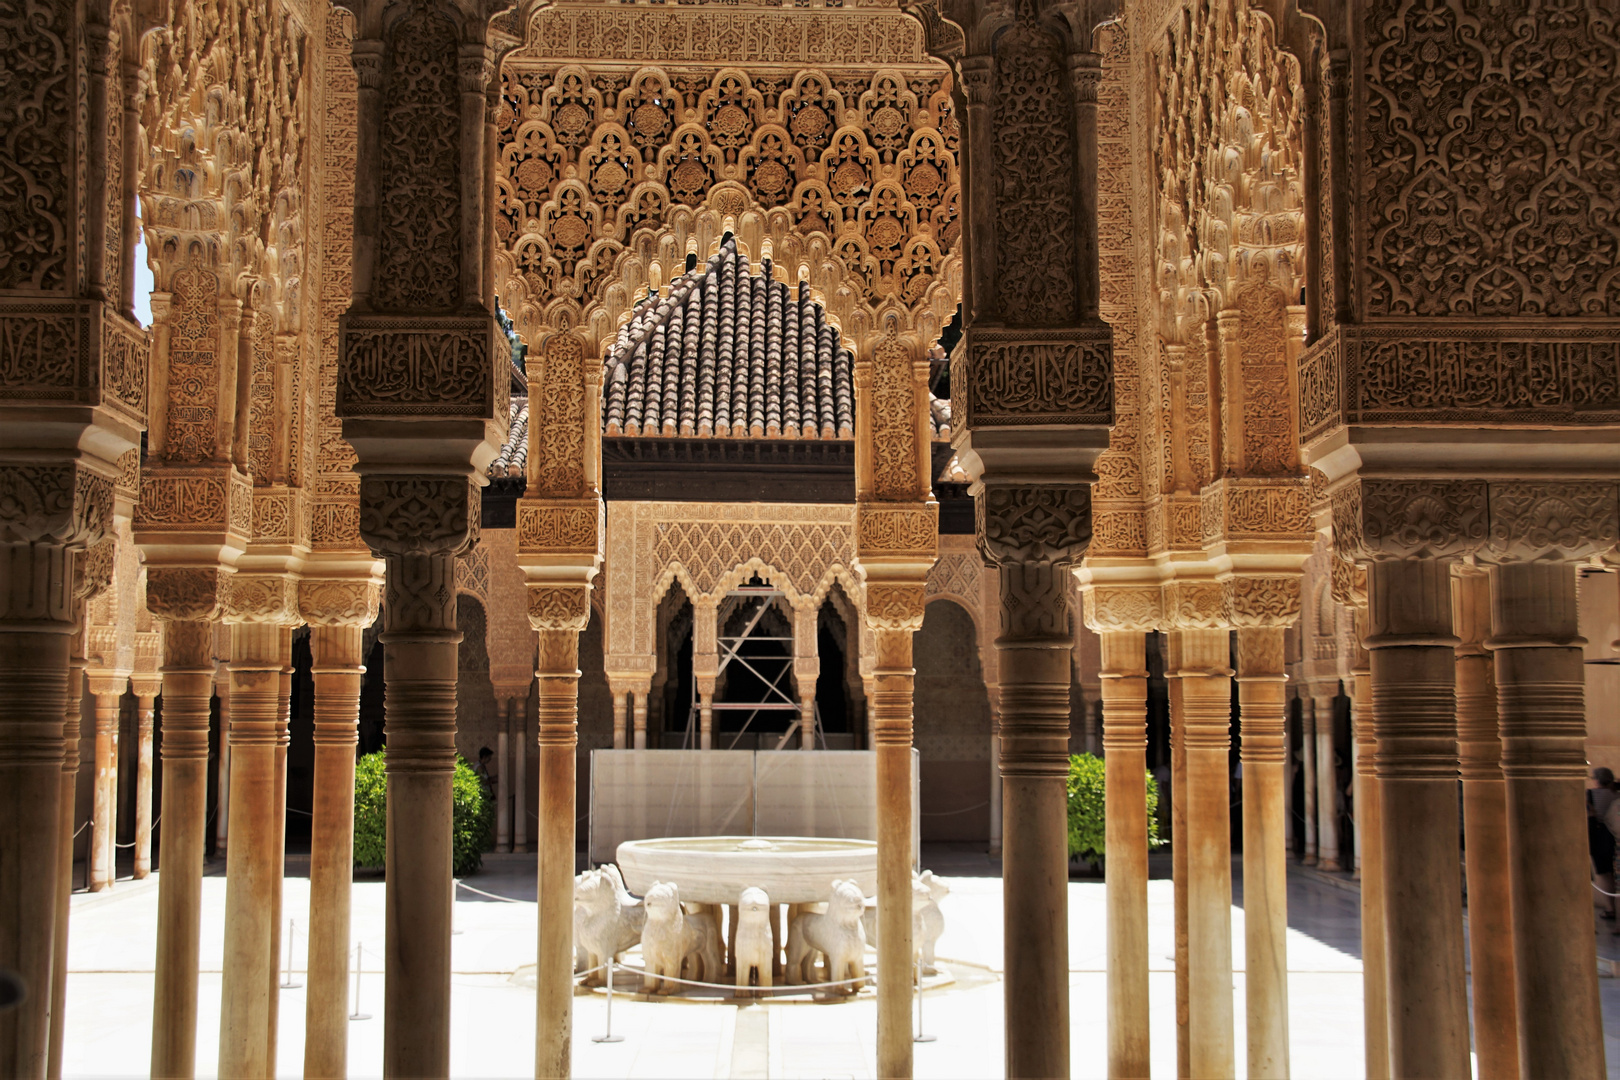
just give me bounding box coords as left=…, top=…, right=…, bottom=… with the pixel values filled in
left=640, top=881, right=723, bottom=994
left=786, top=878, right=867, bottom=992
left=733, top=886, right=775, bottom=996
left=574, top=865, right=645, bottom=987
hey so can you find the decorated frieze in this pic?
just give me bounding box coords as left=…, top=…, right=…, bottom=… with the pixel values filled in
left=338, top=314, right=505, bottom=420
left=1299, top=323, right=1620, bottom=444
left=136, top=468, right=253, bottom=538
left=517, top=499, right=603, bottom=556
left=0, top=302, right=148, bottom=426
left=854, top=502, right=937, bottom=557
left=1200, top=479, right=1312, bottom=544
left=954, top=327, right=1114, bottom=428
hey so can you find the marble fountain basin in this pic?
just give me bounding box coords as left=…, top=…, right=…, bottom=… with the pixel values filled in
left=615, top=836, right=877, bottom=905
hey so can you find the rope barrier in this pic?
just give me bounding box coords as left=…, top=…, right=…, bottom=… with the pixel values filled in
left=454, top=879, right=529, bottom=904
left=73, top=820, right=92, bottom=839
left=920, top=801, right=989, bottom=817
left=1593, top=880, right=1620, bottom=898
left=589, top=960, right=876, bottom=995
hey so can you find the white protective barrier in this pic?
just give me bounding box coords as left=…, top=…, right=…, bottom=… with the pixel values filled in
left=588, top=749, right=918, bottom=865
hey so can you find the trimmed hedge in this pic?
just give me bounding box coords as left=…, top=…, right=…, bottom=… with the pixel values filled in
left=353, top=749, right=494, bottom=877
left=1065, top=752, right=1163, bottom=862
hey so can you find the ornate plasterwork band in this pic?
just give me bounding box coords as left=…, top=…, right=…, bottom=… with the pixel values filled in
left=603, top=500, right=861, bottom=663
left=0, top=302, right=148, bottom=427
left=1299, top=322, right=1620, bottom=444
left=955, top=326, right=1114, bottom=428
left=1333, top=477, right=1620, bottom=563
left=337, top=313, right=506, bottom=419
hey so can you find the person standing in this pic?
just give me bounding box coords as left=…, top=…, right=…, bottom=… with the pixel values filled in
left=1591, top=767, right=1617, bottom=923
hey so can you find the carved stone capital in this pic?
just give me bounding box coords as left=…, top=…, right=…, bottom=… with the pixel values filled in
left=997, top=561, right=1074, bottom=645
left=957, top=55, right=994, bottom=106
left=864, top=583, right=927, bottom=633
left=358, top=476, right=478, bottom=558
left=0, top=541, right=75, bottom=626
left=298, top=579, right=383, bottom=628
left=146, top=567, right=228, bottom=623
left=1221, top=575, right=1302, bottom=629
left=855, top=502, right=938, bottom=558
left=1331, top=477, right=1488, bottom=561
left=1067, top=52, right=1101, bottom=104
left=0, top=462, right=114, bottom=547
left=1161, top=580, right=1225, bottom=630
left=1081, top=583, right=1161, bottom=633
left=527, top=584, right=591, bottom=633
left=221, top=574, right=300, bottom=625
left=1329, top=554, right=1367, bottom=608
left=1480, top=480, right=1618, bottom=563
left=977, top=485, right=1092, bottom=566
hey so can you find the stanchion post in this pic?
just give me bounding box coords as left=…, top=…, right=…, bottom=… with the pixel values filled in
left=281, top=918, right=302, bottom=988
left=349, top=944, right=372, bottom=1022
left=914, top=958, right=935, bottom=1044
left=593, top=961, right=626, bottom=1044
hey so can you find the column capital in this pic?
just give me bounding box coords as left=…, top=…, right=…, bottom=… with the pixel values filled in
left=298, top=578, right=382, bottom=628
left=221, top=573, right=302, bottom=626
left=978, top=485, right=1093, bottom=567
left=526, top=584, right=591, bottom=634
left=1082, top=583, right=1161, bottom=634
left=1221, top=574, right=1302, bottom=629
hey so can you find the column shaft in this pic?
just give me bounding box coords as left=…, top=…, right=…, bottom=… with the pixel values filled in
left=872, top=625, right=916, bottom=1080
left=1490, top=561, right=1604, bottom=1077
left=1168, top=651, right=1190, bottom=1080
left=1301, top=700, right=1317, bottom=864
left=134, top=695, right=156, bottom=878
left=514, top=693, right=528, bottom=853
left=305, top=624, right=366, bottom=1080
left=1453, top=569, right=1519, bottom=1079
left=535, top=628, right=581, bottom=1080
left=1348, top=636, right=1388, bottom=1080
left=266, top=629, right=293, bottom=1073
left=1182, top=628, right=1235, bottom=1079
left=47, top=643, right=86, bottom=1080
left=1099, top=627, right=1148, bottom=1080
left=151, top=619, right=217, bottom=1080
left=632, top=690, right=647, bottom=750
left=496, top=725, right=511, bottom=851
left=90, top=688, right=122, bottom=891
left=380, top=553, right=460, bottom=1078
left=1236, top=627, right=1289, bottom=1080
left=216, top=680, right=231, bottom=856
left=1313, top=695, right=1340, bottom=870
left=610, top=690, right=626, bottom=751
left=1366, top=559, right=1470, bottom=1078
left=218, top=623, right=283, bottom=1079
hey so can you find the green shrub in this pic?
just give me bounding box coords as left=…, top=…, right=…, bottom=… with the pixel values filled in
left=352, top=750, right=494, bottom=877
left=1065, top=752, right=1164, bottom=862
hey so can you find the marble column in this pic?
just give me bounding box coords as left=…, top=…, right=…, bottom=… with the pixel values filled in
left=987, top=686, right=1003, bottom=856
left=530, top=588, right=591, bottom=1080
left=304, top=619, right=370, bottom=1080
left=1451, top=567, right=1519, bottom=1079
left=1300, top=696, right=1317, bottom=864
left=46, top=620, right=87, bottom=1080
left=694, top=600, right=719, bottom=750
left=1236, top=626, right=1290, bottom=1079
left=794, top=602, right=820, bottom=750
left=266, top=627, right=294, bottom=1073
left=1348, top=616, right=1388, bottom=1079
left=514, top=693, right=529, bottom=853
left=1099, top=627, right=1149, bottom=1079
left=608, top=688, right=627, bottom=750
left=1489, top=561, right=1604, bottom=1077
left=151, top=619, right=219, bottom=1080
left=1312, top=690, right=1340, bottom=871
left=132, top=682, right=159, bottom=879
left=375, top=543, right=466, bottom=1078
left=632, top=687, right=648, bottom=750
left=218, top=622, right=284, bottom=1078
left=496, top=722, right=511, bottom=851
left=1181, top=627, right=1235, bottom=1078
left=88, top=677, right=124, bottom=891
left=865, top=584, right=924, bottom=1080
left=1366, top=559, right=1469, bottom=1078
left=1167, top=639, right=1190, bottom=1080
left=215, top=673, right=231, bottom=857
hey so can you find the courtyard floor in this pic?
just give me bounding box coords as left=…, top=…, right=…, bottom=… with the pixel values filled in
left=57, top=845, right=1620, bottom=1078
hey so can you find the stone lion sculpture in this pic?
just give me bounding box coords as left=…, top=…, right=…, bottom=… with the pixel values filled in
left=640, top=881, right=723, bottom=994
left=574, top=865, right=645, bottom=987
left=786, top=878, right=867, bottom=992
left=858, top=870, right=949, bottom=975
left=733, top=886, right=774, bottom=996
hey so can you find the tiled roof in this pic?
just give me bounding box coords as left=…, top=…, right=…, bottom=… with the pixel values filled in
left=488, top=235, right=951, bottom=483
left=603, top=236, right=855, bottom=440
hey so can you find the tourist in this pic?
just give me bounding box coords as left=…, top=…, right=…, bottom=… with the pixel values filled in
left=476, top=746, right=497, bottom=803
